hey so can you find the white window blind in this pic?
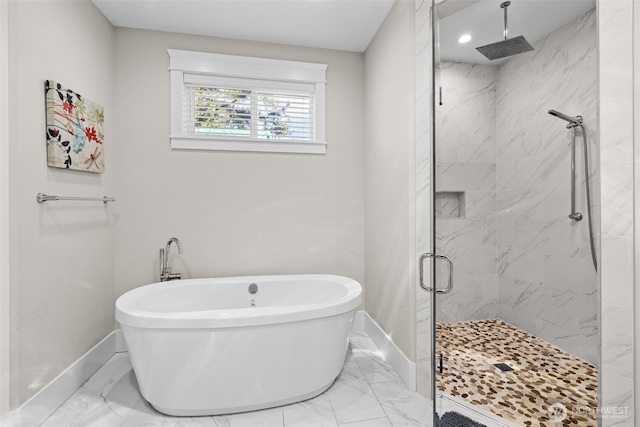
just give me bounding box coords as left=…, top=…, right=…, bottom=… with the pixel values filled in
left=183, top=75, right=315, bottom=142
left=169, top=50, right=327, bottom=154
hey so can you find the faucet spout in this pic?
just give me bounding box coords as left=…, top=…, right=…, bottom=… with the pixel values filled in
left=166, top=237, right=183, bottom=254
left=160, top=237, right=183, bottom=282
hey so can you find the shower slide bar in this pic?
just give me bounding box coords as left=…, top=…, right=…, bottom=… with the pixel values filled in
left=547, top=109, right=597, bottom=271
left=36, top=193, right=115, bottom=204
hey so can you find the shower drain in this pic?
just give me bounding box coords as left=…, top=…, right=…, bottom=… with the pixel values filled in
left=493, top=363, right=514, bottom=372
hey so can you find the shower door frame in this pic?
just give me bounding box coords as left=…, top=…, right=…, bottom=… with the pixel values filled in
left=428, top=0, right=438, bottom=424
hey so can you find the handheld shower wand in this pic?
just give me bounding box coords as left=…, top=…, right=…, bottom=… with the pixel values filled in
left=548, top=109, right=582, bottom=128
left=548, top=109, right=597, bottom=271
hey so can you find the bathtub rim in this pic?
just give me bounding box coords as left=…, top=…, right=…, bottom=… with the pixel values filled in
left=116, top=273, right=362, bottom=329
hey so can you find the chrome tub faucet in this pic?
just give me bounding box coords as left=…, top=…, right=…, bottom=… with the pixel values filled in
left=160, top=237, right=183, bottom=282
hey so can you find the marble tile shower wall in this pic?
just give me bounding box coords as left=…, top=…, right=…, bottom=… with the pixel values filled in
left=435, top=62, right=498, bottom=323
left=495, top=8, right=598, bottom=365
left=598, top=0, right=635, bottom=423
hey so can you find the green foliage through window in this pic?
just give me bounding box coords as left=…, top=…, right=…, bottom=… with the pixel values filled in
left=191, top=85, right=312, bottom=141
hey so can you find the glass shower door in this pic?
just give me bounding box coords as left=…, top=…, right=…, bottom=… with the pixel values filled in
left=427, top=0, right=600, bottom=426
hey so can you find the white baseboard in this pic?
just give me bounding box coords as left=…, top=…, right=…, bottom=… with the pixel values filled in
left=0, top=329, right=124, bottom=427
left=115, top=328, right=127, bottom=353
left=3, top=312, right=415, bottom=426
left=353, top=311, right=417, bottom=391
left=353, top=310, right=366, bottom=332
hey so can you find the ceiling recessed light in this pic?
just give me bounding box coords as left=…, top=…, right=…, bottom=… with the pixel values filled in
left=458, top=34, right=472, bottom=44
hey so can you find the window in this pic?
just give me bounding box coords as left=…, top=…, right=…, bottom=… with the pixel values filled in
left=169, top=50, right=327, bottom=154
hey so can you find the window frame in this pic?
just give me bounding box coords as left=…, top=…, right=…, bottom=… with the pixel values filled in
left=168, top=49, right=327, bottom=154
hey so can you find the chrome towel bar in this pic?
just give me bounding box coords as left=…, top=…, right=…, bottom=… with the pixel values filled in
left=36, top=193, right=115, bottom=204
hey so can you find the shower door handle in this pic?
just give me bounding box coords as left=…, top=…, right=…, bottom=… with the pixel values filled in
left=419, top=253, right=453, bottom=294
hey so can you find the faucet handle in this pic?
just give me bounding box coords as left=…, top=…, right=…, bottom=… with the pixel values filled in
left=160, top=240, right=183, bottom=282
left=159, top=248, right=165, bottom=278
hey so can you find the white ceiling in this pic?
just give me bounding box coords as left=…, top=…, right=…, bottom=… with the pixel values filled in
left=91, top=0, right=397, bottom=53
left=439, top=0, right=596, bottom=65
left=92, top=0, right=596, bottom=59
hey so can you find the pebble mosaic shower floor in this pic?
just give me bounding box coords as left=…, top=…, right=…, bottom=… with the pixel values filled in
left=436, top=319, right=598, bottom=427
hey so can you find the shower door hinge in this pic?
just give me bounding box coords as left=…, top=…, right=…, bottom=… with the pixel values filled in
left=439, top=86, right=443, bottom=106
left=439, top=353, right=444, bottom=374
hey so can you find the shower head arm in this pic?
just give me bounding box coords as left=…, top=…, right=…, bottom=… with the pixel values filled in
left=502, top=1, right=510, bottom=40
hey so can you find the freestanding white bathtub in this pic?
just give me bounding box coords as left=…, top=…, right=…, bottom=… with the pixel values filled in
left=115, top=274, right=362, bottom=416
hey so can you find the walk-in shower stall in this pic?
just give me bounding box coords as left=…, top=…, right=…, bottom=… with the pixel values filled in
left=423, top=0, right=599, bottom=425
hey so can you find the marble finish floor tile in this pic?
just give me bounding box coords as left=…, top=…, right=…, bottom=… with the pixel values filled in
left=436, top=319, right=598, bottom=427
left=42, top=332, right=430, bottom=427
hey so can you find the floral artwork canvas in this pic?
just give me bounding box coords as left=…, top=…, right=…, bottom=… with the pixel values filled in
left=45, top=80, right=104, bottom=173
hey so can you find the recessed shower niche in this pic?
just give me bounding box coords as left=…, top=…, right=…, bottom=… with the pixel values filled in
left=434, top=191, right=465, bottom=218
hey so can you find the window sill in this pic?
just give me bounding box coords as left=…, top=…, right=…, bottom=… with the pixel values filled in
left=170, top=136, right=327, bottom=154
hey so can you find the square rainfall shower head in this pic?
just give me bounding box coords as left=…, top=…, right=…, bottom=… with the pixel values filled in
left=476, top=35, right=534, bottom=60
